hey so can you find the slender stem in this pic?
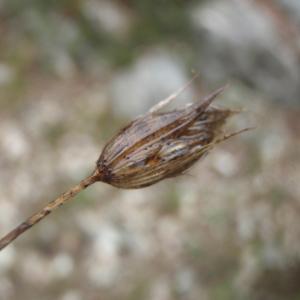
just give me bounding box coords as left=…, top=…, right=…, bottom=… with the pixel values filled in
left=0, top=169, right=100, bottom=251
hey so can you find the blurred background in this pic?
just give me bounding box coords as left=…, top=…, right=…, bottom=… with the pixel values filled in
left=0, top=0, right=300, bottom=299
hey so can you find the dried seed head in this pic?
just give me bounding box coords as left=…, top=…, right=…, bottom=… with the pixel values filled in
left=0, top=81, right=251, bottom=251
left=96, top=86, right=246, bottom=189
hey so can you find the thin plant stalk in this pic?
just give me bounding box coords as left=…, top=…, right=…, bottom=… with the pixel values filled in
left=0, top=169, right=100, bottom=251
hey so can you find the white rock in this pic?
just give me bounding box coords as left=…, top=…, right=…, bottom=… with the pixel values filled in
left=0, top=277, right=14, bottom=300
left=111, top=50, right=194, bottom=117
left=83, top=0, right=132, bottom=37
left=61, top=290, right=82, bottom=300
left=0, top=64, right=14, bottom=85
left=0, top=122, right=30, bottom=160
left=212, top=151, right=238, bottom=177
left=0, top=246, right=16, bottom=273
left=86, top=225, right=122, bottom=287
left=190, top=0, right=300, bottom=104
left=50, top=253, right=74, bottom=279
left=149, top=276, right=171, bottom=300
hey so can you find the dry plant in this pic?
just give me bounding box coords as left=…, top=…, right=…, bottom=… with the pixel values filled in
left=0, top=76, right=251, bottom=251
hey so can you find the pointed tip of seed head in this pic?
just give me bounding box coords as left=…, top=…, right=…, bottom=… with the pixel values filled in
left=227, top=126, right=256, bottom=137
left=214, top=126, right=255, bottom=144
left=197, top=84, right=229, bottom=112
left=209, top=83, right=229, bottom=99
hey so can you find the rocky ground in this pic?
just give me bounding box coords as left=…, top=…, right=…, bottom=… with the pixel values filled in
left=0, top=1, right=300, bottom=300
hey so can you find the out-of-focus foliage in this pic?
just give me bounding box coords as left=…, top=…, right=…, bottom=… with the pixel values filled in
left=0, top=0, right=200, bottom=70
left=0, top=1, right=300, bottom=300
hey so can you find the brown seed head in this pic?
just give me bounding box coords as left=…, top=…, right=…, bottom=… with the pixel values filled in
left=96, top=86, right=245, bottom=188
left=0, top=82, right=251, bottom=252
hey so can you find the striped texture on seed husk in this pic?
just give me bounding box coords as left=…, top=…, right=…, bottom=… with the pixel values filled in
left=97, top=87, right=238, bottom=188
